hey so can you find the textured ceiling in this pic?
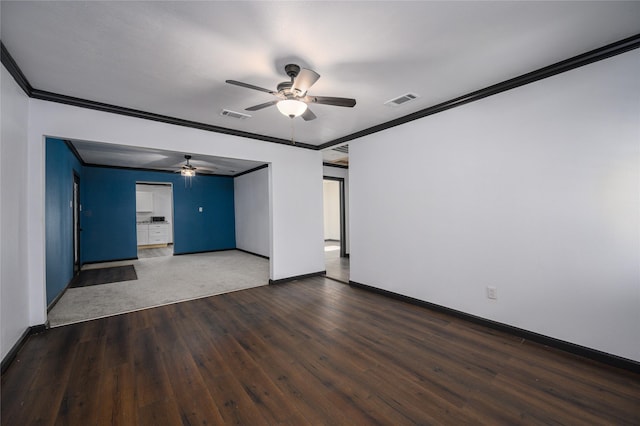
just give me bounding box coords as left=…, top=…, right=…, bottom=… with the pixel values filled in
left=2, top=1, right=639, bottom=156
left=69, top=140, right=266, bottom=176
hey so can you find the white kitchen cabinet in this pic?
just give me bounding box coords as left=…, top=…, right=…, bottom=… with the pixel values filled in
left=138, top=223, right=169, bottom=247
left=136, top=191, right=153, bottom=212
left=137, top=224, right=149, bottom=245
left=148, top=224, right=169, bottom=245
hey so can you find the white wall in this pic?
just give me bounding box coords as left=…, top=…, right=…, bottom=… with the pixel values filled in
left=350, top=50, right=640, bottom=362
left=323, top=180, right=341, bottom=240
left=323, top=165, right=350, bottom=254
left=1, top=64, right=31, bottom=359
left=27, top=100, right=325, bottom=325
left=234, top=166, right=270, bottom=257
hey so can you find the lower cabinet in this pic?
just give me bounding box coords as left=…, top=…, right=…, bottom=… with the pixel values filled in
left=148, top=224, right=169, bottom=245
left=137, top=223, right=169, bottom=246
left=137, top=224, right=149, bottom=245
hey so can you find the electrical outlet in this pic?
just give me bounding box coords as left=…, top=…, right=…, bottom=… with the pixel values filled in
left=486, top=286, right=498, bottom=300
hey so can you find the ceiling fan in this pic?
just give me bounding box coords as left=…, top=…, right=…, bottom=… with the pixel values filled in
left=180, top=155, right=196, bottom=177
left=226, top=64, right=356, bottom=121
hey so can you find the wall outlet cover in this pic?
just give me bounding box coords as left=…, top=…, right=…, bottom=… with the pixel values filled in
left=487, top=286, right=498, bottom=300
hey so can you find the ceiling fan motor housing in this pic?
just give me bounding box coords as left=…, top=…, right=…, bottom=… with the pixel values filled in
left=284, top=64, right=301, bottom=79
left=277, top=81, right=293, bottom=93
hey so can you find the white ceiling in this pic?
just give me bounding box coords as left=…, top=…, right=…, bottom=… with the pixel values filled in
left=2, top=1, right=639, bottom=158
left=70, top=139, right=266, bottom=176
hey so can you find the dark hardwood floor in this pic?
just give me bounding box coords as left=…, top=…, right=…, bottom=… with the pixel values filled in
left=2, top=277, right=639, bottom=425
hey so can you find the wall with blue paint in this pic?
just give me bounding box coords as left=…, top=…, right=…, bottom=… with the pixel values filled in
left=171, top=174, right=236, bottom=254
left=81, top=167, right=235, bottom=262
left=80, top=167, right=138, bottom=263
left=45, top=138, right=82, bottom=305
left=46, top=146, right=236, bottom=304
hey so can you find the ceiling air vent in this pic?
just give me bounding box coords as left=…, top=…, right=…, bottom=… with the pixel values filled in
left=384, top=93, right=420, bottom=107
left=332, top=144, right=349, bottom=154
left=220, top=109, right=252, bottom=119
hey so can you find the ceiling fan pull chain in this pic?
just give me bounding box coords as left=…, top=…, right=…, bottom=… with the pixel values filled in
left=291, top=117, right=296, bottom=145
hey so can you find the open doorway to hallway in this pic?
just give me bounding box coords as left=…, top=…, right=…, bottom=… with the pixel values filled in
left=323, top=177, right=349, bottom=282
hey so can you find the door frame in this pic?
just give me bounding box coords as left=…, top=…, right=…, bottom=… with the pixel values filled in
left=323, top=176, right=347, bottom=258
left=135, top=181, right=175, bottom=253
left=72, top=171, right=81, bottom=275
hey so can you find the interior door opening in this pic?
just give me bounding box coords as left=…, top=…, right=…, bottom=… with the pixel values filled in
left=135, top=182, right=174, bottom=259
left=323, top=177, right=349, bottom=282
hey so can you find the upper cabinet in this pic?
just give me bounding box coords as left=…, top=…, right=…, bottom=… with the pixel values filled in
left=136, top=191, right=153, bottom=212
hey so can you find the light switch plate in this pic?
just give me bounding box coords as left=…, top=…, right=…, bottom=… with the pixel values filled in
left=487, top=286, right=497, bottom=300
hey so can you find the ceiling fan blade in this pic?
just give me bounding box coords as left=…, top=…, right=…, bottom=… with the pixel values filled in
left=305, top=96, right=356, bottom=108
left=226, top=80, right=275, bottom=95
left=292, top=68, right=320, bottom=95
left=301, top=108, right=317, bottom=121
left=245, top=100, right=278, bottom=111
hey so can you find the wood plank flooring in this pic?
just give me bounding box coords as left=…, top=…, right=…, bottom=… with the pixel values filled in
left=2, top=277, right=639, bottom=425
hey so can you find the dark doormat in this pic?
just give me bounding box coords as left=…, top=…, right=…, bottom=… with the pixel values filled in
left=70, top=265, right=138, bottom=288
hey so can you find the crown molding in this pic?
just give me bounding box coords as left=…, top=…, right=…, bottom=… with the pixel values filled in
left=318, top=33, right=640, bottom=150
left=233, top=163, right=269, bottom=178
left=4, top=34, right=639, bottom=152
left=30, top=89, right=318, bottom=149
left=323, top=162, right=348, bottom=169
left=1, top=41, right=33, bottom=95
left=1, top=40, right=317, bottom=149
left=63, top=139, right=265, bottom=178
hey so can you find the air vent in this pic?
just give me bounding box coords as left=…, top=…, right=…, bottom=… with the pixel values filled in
left=332, top=144, right=349, bottom=154
left=384, top=93, right=420, bottom=107
left=221, top=109, right=252, bottom=119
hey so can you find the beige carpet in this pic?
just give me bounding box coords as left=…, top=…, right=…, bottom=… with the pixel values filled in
left=48, top=250, right=269, bottom=327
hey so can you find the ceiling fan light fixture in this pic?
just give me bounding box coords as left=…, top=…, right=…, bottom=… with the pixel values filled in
left=277, top=99, right=308, bottom=118
left=181, top=154, right=196, bottom=178
left=227, top=64, right=355, bottom=122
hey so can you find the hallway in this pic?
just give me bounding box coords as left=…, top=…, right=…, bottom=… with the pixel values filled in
left=324, top=240, right=349, bottom=283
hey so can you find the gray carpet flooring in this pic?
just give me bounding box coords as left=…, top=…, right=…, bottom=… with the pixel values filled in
left=48, top=250, right=269, bottom=327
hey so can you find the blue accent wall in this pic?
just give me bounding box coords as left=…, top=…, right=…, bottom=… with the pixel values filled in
left=80, top=167, right=138, bottom=263
left=172, top=174, right=237, bottom=254
left=45, top=146, right=237, bottom=304
left=81, top=167, right=236, bottom=262
left=45, top=138, right=82, bottom=305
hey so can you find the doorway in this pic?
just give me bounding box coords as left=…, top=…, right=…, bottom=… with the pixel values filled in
left=323, top=177, right=349, bottom=282
left=73, top=172, right=81, bottom=276
left=136, top=182, right=174, bottom=258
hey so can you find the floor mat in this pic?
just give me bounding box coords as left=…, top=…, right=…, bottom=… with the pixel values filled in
left=70, top=265, right=137, bottom=288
